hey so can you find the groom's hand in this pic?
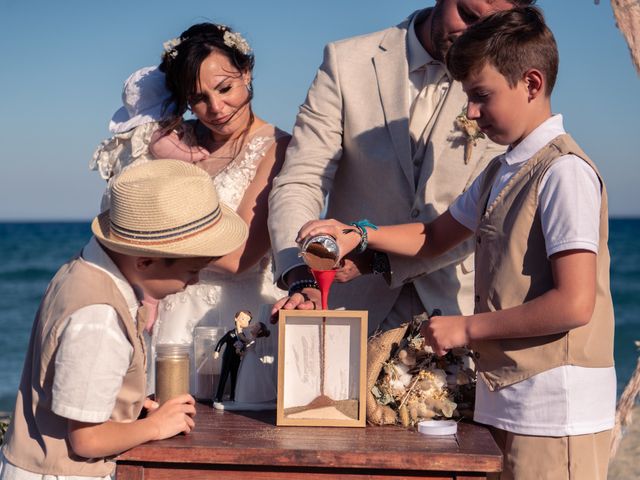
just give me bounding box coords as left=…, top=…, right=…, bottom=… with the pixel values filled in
left=334, top=251, right=373, bottom=282
left=270, top=287, right=322, bottom=323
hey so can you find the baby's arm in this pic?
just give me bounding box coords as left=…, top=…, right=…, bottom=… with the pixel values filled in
left=149, top=129, right=209, bottom=163
left=296, top=210, right=472, bottom=260
left=68, top=394, right=196, bottom=458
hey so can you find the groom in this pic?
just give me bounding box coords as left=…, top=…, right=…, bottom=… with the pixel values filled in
left=269, top=0, right=535, bottom=332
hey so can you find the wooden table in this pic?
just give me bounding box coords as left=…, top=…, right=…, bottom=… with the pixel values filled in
left=116, top=403, right=502, bottom=479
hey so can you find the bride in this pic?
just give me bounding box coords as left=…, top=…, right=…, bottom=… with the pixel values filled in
left=149, top=22, right=289, bottom=399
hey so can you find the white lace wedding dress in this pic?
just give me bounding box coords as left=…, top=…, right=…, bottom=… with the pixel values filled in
left=149, top=123, right=286, bottom=401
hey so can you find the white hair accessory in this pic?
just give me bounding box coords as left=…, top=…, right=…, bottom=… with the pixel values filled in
left=223, top=30, right=251, bottom=55
left=163, top=37, right=181, bottom=59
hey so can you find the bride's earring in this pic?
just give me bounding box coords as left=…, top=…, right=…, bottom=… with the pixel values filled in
left=246, top=83, right=253, bottom=94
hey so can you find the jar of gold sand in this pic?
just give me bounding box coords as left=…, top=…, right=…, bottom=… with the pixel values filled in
left=155, top=343, right=190, bottom=405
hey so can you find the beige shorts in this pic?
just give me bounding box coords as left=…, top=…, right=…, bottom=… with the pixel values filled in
left=489, top=427, right=612, bottom=480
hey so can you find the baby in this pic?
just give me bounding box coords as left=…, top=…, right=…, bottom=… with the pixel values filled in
left=90, top=65, right=209, bottom=211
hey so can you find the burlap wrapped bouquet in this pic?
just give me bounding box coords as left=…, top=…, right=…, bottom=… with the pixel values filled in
left=366, top=314, right=476, bottom=427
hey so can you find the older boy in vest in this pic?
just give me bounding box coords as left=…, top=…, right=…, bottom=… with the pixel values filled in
left=298, top=7, right=615, bottom=479
left=0, top=160, right=248, bottom=479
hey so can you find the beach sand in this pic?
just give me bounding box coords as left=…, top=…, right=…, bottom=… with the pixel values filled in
left=608, top=405, right=640, bottom=479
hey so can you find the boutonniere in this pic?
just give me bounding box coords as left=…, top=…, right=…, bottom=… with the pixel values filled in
left=455, top=107, right=485, bottom=164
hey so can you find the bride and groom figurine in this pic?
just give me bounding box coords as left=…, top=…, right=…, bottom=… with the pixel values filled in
left=213, top=310, right=276, bottom=410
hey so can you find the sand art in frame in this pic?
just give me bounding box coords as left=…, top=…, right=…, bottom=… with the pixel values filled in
left=276, top=309, right=367, bottom=427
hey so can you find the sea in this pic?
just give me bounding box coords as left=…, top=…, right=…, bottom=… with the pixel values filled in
left=0, top=220, right=639, bottom=412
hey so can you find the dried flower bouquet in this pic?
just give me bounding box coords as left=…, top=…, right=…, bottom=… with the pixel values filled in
left=367, top=314, right=476, bottom=427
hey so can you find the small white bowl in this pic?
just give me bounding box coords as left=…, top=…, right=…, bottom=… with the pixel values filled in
left=417, top=419, right=458, bottom=436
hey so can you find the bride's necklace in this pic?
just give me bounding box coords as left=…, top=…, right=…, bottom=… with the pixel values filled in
left=199, top=128, right=250, bottom=176
left=207, top=138, right=240, bottom=161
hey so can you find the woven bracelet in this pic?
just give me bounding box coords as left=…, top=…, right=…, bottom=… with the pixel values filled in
left=288, top=279, right=320, bottom=296
left=349, top=219, right=378, bottom=253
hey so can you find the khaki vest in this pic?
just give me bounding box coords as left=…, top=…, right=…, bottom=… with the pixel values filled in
left=3, top=256, right=147, bottom=476
left=472, top=134, right=614, bottom=391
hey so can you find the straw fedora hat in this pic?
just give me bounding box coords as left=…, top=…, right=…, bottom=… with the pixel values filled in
left=92, top=159, right=248, bottom=257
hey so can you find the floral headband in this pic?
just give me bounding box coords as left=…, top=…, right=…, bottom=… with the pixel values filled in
left=162, top=38, right=181, bottom=59
left=222, top=31, right=251, bottom=55
left=162, top=24, right=252, bottom=60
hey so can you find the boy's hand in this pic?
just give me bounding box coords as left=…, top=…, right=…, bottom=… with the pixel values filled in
left=420, top=315, right=469, bottom=356
left=296, top=219, right=362, bottom=260
left=147, top=394, right=196, bottom=440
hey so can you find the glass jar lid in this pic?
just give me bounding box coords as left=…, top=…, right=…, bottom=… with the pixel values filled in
left=156, top=343, right=190, bottom=357
left=194, top=326, right=225, bottom=338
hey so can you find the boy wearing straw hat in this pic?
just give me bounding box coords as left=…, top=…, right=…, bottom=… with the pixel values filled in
left=0, top=160, right=248, bottom=479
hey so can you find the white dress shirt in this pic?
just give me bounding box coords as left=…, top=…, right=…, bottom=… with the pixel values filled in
left=406, top=13, right=449, bottom=106
left=406, top=14, right=451, bottom=165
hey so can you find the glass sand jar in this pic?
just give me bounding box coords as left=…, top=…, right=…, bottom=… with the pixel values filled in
left=193, top=326, right=225, bottom=401
left=155, top=343, right=190, bottom=405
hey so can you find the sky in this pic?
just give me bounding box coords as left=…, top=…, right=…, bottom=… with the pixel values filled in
left=0, top=0, right=638, bottom=220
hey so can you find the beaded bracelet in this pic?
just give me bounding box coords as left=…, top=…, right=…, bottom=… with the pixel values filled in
left=349, top=219, right=378, bottom=253
left=288, top=279, right=320, bottom=296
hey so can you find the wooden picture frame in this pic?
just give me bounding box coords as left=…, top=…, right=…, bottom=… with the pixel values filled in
left=276, top=309, right=367, bottom=427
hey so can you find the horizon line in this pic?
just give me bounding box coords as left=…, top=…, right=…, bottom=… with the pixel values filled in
left=1, top=216, right=640, bottom=223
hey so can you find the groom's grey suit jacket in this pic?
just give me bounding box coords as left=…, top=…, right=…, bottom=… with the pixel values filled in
left=269, top=10, right=505, bottom=331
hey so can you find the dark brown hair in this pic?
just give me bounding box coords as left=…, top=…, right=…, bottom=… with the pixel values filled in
left=159, top=23, right=255, bottom=118
left=446, top=6, right=558, bottom=96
